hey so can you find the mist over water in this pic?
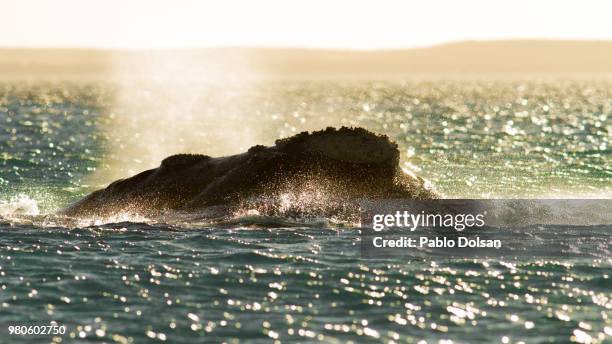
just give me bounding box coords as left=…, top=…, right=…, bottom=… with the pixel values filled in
left=88, top=53, right=264, bottom=184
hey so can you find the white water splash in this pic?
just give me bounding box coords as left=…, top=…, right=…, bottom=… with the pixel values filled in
left=0, top=195, right=40, bottom=217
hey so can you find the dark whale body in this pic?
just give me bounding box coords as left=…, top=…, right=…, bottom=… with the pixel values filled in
left=61, top=127, right=437, bottom=217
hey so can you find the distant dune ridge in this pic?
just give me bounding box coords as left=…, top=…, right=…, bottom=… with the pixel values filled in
left=2, top=40, right=612, bottom=79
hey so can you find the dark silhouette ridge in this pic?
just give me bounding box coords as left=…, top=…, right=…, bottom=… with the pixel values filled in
left=60, top=127, right=437, bottom=217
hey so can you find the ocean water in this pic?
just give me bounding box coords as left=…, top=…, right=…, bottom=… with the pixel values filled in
left=0, top=79, right=611, bottom=343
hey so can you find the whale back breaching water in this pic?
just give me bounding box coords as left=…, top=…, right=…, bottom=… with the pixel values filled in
left=60, top=127, right=437, bottom=218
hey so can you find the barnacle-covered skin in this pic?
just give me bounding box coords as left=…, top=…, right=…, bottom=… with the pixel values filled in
left=60, top=127, right=438, bottom=217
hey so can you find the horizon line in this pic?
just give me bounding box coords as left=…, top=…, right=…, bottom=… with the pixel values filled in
left=2, top=38, right=612, bottom=52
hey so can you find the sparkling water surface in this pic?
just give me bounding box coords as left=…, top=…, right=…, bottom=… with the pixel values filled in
left=0, top=224, right=610, bottom=343
left=0, top=80, right=610, bottom=343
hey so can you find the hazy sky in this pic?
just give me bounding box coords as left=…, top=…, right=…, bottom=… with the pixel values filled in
left=3, top=0, right=612, bottom=49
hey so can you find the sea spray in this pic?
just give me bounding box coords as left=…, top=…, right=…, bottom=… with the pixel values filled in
left=0, top=194, right=40, bottom=217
